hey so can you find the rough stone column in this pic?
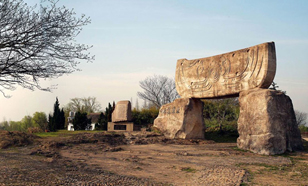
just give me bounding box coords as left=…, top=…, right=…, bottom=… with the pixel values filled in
left=237, top=88, right=303, bottom=155
left=112, top=100, right=132, bottom=122
left=153, top=98, right=205, bottom=139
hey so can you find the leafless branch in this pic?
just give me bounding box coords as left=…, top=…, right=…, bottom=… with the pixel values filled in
left=0, top=0, right=94, bottom=97
left=137, top=75, right=180, bottom=108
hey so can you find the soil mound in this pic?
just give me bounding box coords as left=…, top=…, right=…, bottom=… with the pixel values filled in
left=69, top=132, right=127, bottom=146
left=0, top=130, right=38, bottom=149
left=124, top=132, right=215, bottom=145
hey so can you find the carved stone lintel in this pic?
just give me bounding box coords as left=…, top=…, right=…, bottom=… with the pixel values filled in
left=175, top=42, right=276, bottom=98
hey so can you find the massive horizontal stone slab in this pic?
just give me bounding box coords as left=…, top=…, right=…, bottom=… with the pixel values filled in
left=175, top=42, right=276, bottom=98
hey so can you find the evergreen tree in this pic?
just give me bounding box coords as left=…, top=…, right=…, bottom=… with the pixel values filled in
left=96, top=112, right=107, bottom=130
left=48, top=97, right=65, bottom=131
left=73, top=111, right=91, bottom=130
left=95, top=102, right=115, bottom=130
left=54, top=98, right=61, bottom=130
left=112, top=101, right=116, bottom=112
left=48, top=114, right=55, bottom=132
left=106, top=102, right=113, bottom=122
left=59, top=108, right=66, bottom=129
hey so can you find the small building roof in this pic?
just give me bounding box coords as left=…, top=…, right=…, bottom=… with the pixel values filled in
left=87, top=113, right=101, bottom=123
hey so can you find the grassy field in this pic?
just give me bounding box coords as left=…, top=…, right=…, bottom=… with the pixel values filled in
left=34, top=130, right=105, bottom=138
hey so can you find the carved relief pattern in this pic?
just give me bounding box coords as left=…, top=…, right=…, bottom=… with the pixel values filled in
left=176, top=44, right=269, bottom=98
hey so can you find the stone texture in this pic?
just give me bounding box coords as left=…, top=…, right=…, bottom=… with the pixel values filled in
left=175, top=42, right=276, bottom=98
left=112, top=100, right=132, bottom=122
left=153, top=98, right=205, bottom=139
left=107, top=122, right=134, bottom=131
left=237, top=88, right=303, bottom=155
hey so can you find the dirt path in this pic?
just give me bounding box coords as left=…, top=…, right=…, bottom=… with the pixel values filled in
left=0, top=132, right=308, bottom=185
left=60, top=142, right=300, bottom=186
left=0, top=147, right=163, bottom=186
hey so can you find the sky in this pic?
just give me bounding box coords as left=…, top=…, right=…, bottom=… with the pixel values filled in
left=0, top=0, right=307, bottom=122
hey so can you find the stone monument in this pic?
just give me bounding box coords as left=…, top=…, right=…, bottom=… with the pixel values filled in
left=154, top=42, right=303, bottom=155
left=237, top=89, right=303, bottom=155
left=154, top=98, right=205, bottom=139
left=108, top=100, right=134, bottom=131
left=175, top=42, right=276, bottom=98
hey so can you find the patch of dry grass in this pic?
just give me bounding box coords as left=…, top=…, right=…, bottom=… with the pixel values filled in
left=0, top=130, right=38, bottom=149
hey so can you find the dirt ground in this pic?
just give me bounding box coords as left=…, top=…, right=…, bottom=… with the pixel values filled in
left=0, top=131, right=308, bottom=186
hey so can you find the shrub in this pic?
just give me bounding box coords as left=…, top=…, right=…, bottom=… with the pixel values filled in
left=27, top=127, right=43, bottom=133
left=132, top=107, right=159, bottom=128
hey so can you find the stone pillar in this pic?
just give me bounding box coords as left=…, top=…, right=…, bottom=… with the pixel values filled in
left=153, top=98, right=205, bottom=139
left=112, top=100, right=132, bottom=122
left=108, top=100, right=134, bottom=131
left=237, top=88, right=303, bottom=155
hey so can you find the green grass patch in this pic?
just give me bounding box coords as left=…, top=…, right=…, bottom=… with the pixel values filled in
left=240, top=183, right=249, bottom=186
left=181, top=167, right=197, bottom=173
left=232, top=146, right=249, bottom=152
left=255, top=163, right=281, bottom=171
left=34, top=130, right=104, bottom=138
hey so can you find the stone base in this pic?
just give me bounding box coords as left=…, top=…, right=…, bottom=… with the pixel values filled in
left=107, top=122, right=134, bottom=132
left=237, top=88, right=303, bottom=155
left=153, top=98, right=205, bottom=139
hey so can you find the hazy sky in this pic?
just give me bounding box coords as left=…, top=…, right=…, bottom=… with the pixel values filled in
left=1, top=0, right=307, bottom=121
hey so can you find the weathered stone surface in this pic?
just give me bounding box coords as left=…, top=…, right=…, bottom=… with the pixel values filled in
left=237, top=88, right=303, bottom=155
left=175, top=42, right=276, bottom=98
left=112, top=100, right=132, bottom=122
left=153, top=98, right=205, bottom=139
left=108, top=122, right=134, bottom=131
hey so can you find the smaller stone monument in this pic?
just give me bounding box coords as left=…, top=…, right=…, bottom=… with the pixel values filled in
left=108, top=100, right=134, bottom=131
left=153, top=98, right=205, bottom=139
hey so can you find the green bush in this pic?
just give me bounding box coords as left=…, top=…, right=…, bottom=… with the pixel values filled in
left=203, top=98, right=239, bottom=133
left=132, top=107, right=159, bottom=128
left=299, top=125, right=308, bottom=133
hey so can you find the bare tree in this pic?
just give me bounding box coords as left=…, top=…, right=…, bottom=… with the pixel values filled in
left=295, top=110, right=307, bottom=126
left=66, top=97, right=102, bottom=113
left=0, top=0, right=94, bottom=97
left=137, top=75, right=180, bottom=108
left=81, top=97, right=102, bottom=113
